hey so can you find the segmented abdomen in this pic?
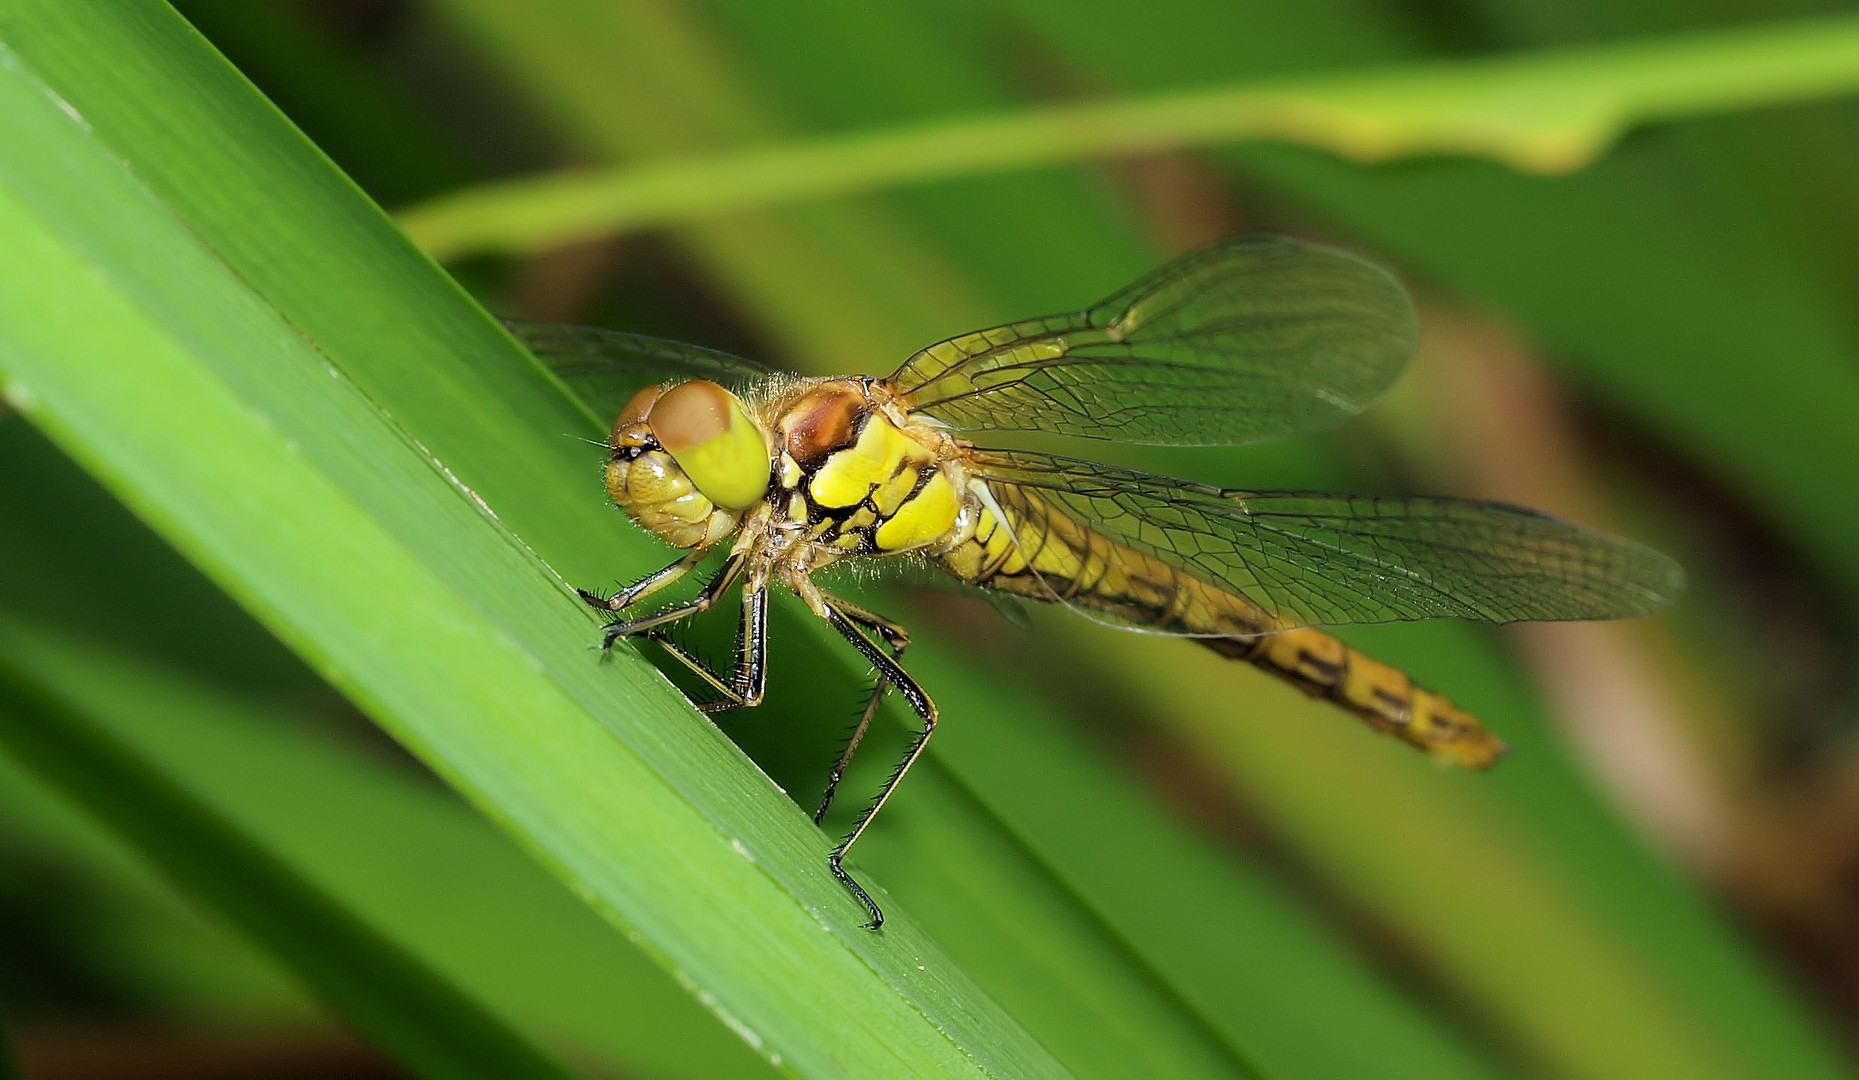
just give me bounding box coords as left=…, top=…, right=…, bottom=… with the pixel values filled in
left=935, top=485, right=1506, bottom=768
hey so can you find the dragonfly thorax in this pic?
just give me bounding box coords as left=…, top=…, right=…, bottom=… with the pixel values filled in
left=604, top=379, right=771, bottom=549
left=770, top=381, right=970, bottom=560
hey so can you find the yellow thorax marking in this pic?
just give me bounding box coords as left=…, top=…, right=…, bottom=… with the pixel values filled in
left=809, top=414, right=931, bottom=509
left=875, top=472, right=960, bottom=551
left=871, top=469, right=921, bottom=516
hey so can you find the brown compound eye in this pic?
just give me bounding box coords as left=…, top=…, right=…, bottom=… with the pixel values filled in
left=649, top=380, right=736, bottom=452
left=644, top=380, right=771, bottom=510
left=612, top=384, right=663, bottom=443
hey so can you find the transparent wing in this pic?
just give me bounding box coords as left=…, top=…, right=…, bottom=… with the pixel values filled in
left=506, top=319, right=779, bottom=422
left=969, top=449, right=1684, bottom=630
left=887, top=236, right=1419, bottom=446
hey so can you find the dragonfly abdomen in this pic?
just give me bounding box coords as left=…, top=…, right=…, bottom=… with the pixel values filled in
left=939, top=485, right=1506, bottom=769
left=937, top=483, right=1280, bottom=634
left=1204, top=630, right=1506, bottom=769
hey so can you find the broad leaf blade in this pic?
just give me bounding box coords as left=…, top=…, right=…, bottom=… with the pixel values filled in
left=0, top=6, right=1066, bottom=1077
left=0, top=606, right=779, bottom=1080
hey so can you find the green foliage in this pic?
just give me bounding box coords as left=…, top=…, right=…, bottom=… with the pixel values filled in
left=400, top=12, right=1859, bottom=259
left=1, top=2, right=1854, bottom=1079
left=0, top=625, right=579, bottom=1080
left=0, top=611, right=776, bottom=1080
left=0, top=6, right=1062, bottom=1077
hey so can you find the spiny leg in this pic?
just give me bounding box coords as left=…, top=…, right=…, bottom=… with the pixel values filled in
left=821, top=601, right=936, bottom=931
left=599, top=553, right=745, bottom=649
left=647, top=584, right=767, bottom=712
left=813, top=593, right=910, bottom=825
left=578, top=549, right=708, bottom=613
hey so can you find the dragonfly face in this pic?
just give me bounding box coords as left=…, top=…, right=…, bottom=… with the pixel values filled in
left=513, top=234, right=1685, bottom=930
left=603, top=379, right=769, bottom=550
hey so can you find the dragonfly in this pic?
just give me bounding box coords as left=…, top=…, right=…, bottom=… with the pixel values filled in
left=511, top=235, right=1683, bottom=930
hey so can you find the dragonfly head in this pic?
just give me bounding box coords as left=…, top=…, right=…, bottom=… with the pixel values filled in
left=604, top=380, right=771, bottom=548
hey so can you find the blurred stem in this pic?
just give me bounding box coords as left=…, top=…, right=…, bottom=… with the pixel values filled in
left=401, top=12, right=1859, bottom=259
left=1395, top=307, right=1736, bottom=869
left=435, top=0, right=995, bottom=371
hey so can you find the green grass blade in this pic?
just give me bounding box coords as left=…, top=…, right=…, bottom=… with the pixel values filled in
left=0, top=412, right=776, bottom=1078
left=397, top=12, right=1859, bottom=259
left=0, top=608, right=779, bottom=1080
left=0, top=6, right=1067, bottom=1077
left=0, top=726, right=319, bottom=1028
left=170, top=0, right=476, bottom=206
left=0, top=626, right=581, bottom=1080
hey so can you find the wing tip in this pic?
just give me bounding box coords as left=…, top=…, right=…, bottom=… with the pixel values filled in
left=1623, top=544, right=1688, bottom=618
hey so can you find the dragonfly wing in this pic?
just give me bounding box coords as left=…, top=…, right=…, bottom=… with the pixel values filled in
left=506, top=319, right=778, bottom=423
left=968, top=449, right=1685, bottom=631
left=887, top=236, right=1419, bottom=446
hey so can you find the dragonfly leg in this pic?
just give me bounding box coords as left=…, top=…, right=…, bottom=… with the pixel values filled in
left=598, top=553, right=744, bottom=649
left=812, top=593, right=910, bottom=825
left=577, top=549, right=707, bottom=612
left=645, top=583, right=767, bottom=712
left=821, top=601, right=937, bottom=931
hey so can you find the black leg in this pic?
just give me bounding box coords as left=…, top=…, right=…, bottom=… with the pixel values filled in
left=648, top=583, right=767, bottom=711
left=598, top=553, right=745, bottom=649
left=577, top=549, right=706, bottom=613
left=821, top=602, right=936, bottom=930
left=813, top=594, right=910, bottom=825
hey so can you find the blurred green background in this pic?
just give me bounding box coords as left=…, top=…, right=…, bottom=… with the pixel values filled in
left=5, top=1, right=1859, bottom=1078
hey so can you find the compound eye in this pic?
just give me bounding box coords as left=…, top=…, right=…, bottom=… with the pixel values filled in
left=649, top=381, right=732, bottom=451
left=649, top=380, right=770, bottom=510
left=612, top=384, right=663, bottom=442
